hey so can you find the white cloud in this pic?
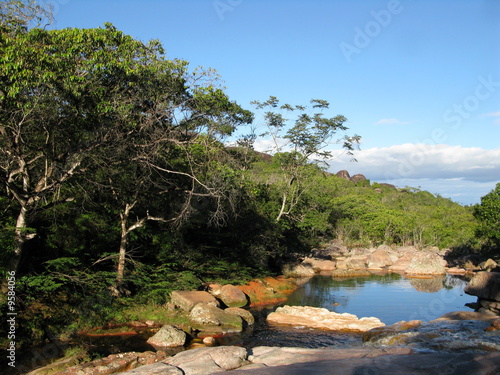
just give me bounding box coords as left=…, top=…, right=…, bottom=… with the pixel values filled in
left=327, top=143, right=500, bottom=185
left=482, top=111, right=500, bottom=125
left=374, top=118, right=410, bottom=126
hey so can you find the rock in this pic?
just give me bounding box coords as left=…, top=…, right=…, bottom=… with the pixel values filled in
left=303, top=257, right=336, bottom=272
left=224, top=307, right=255, bottom=326
left=189, top=303, right=243, bottom=333
left=203, top=336, right=217, bottom=345
left=447, top=267, right=467, bottom=275
left=435, top=310, right=498, bottom=321
left=219, top=284, right=249, bottom=308
left=206, top=283, right=223, bottom=297
left=244, top=346, right=412, bottom=369
left=366, top=248, right=393, bottom=269
left=266, top=305, right=385, bottom=332
left=405, top=252, right=446, bottom=275
left=465, top=271, right=500, bottom=301
left=336, top=169, right=351, bottom=180
left=121, top=363, right=183, bottom=375
left=345, top=256, right=367, bottom=270
left=480, top=258, right=498, bottom=272
left=350, top=173, right=366, bottom=183
left=55, top=351, right=170, bottom=375
left=146, top=325, right=187, bottom=348
left=171, top=291, right=220, bottom=312
left=222, top=351, right=500, bottom=375
left=362, top=320, right=422, bottom=344
left=388, top=253, right=413, bottom=273
left=164, top=346, right=248, bottom=375
left=282, top=263, right=315, bottom=277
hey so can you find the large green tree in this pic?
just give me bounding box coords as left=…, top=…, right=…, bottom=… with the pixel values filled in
left=250, top=96, right=360, bottom=222
left=0, top=21, right=252, bottom=276
left=474, top=183, right=500, bottom=250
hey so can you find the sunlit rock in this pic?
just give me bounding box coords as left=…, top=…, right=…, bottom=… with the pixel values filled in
left=405, top=252, right=446, bottom=275
left=171, top=291, right=219, bottom=312
left=267, top=305, right=385, bottom=332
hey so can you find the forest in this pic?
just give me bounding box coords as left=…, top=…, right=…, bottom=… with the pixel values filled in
left=1, top=1, right=499, bottom=350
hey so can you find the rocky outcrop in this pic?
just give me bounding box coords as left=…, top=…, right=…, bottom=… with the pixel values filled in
left=366, top=248, right=393, bottom=269
left=164, top=346, right=249, bottom=375
left=189, top=303, right=243, bottom=333
left=465, top=271, right=500, bottom=314
left=146, top=325, right=187, bottom=349
left=335, top=170, right=367, bottom=184
left=117, top=345, right=500, bottom=375
left=405, top=252, right=447, bottom=275
left=266, top=305, right=385, bottom=332
left=171, top=291, right=220, bottom=312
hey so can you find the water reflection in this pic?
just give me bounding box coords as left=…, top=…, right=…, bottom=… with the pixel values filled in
left=283, top=273, right=473, bottom=325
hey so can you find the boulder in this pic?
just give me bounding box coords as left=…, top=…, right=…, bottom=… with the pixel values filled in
left=282, top=263, right=315, bottom=277
left=189, top=303, right=243, bottom=333
left=405, top=252, right=446, bottom=275
left=224, top=307, right=255, bottom=326
left=388, top=253, right=413, bottom=273
left=465, top=271, right=500, bottom=302
left=366, top=249, right=393, bottom=269
left=164, top=346, right=248, bottom=375
left=146, top=325, right=187, bottom=348
left=122, top=363, right=183, bottom=375
left=350, top=173, right=366, bottom=183
left=171, top=291, right=219, bottom=312
left=336, top=169, right=351, bottom=180
left=303, top=257, right=336, bottom=272
left=266, top=305, right=385, bottom=332
left=345, top=256, right=367, bottom=270
left=480, top=258, right=498, bottom=272
left=219, top=284, right=249, bottom=308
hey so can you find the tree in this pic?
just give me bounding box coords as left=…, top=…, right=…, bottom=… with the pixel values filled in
left=474, top=183, right=500, bottom=249
left=0, top=0, right=53, bottom=29
left=250, top=96, right=360, bottom=222
left=0, top=22, right=252, bottom=275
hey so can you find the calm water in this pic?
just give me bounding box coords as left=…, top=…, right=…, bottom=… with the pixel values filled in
left=239, top=273, right=476, bottom=349
left=284, top=273, right=474, bottom=325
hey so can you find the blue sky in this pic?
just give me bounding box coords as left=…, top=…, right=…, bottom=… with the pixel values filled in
left=49, top=0, right=500, bottom=205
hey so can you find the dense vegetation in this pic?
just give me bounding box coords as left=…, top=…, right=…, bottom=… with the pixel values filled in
left=0, top=1, right=497, bottom=350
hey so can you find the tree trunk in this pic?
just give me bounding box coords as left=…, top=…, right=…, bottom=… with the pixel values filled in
left=116, top=205, right=131, bottom=284
left=10, top=205, right=30, bottom=273
left=276, top=192, right=287, bottom=222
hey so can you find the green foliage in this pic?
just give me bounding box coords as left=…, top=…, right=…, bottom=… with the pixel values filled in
left=474, top=183, right=500, bottom=250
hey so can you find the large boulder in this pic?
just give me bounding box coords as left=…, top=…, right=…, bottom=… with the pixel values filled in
left=146, top=325, right=187, bottom=349
left=405, top=252, right=446, bottom=275
left=189, top=303, right=243, bottom=333
left=219, top=284, right=249, bottom=308
left=366, top=249, right=393, bottom=269
left=303, top=257, right=336, bottom=272
left=164, top=346, right=248, bottom=375
left=266, top=305, right=385, bottom=332
left=465, top=271, right=500, bottom=301
left=171, top=291, right=219, bottom=312
left=282, top=263, right=315, bottom=277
